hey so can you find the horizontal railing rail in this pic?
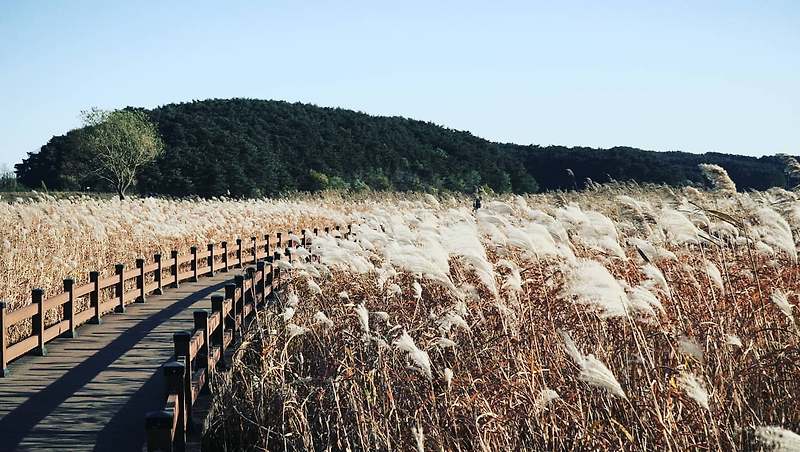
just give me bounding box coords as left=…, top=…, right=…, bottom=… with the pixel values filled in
left=0, top=225, right=351, bottom=377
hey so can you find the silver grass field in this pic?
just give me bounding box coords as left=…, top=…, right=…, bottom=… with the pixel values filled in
left=3, top=169, right=800, bottom=450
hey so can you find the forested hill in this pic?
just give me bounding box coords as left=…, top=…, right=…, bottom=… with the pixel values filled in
left=15, top=99, right=790, bottom=197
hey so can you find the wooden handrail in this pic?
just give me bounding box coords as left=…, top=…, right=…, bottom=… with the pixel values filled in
left=0, top=225, right=341, bottom=378
left=43, top=292, right=69, bottom=311
left=97, top=275, right=119, bottom=290
left=145, top=251, right=285, bottom=451
left=73, top=281, right=95, bottom=298
left=5, top=304, right=37, bottom=327
left=0, top=301, right=9, bottom=376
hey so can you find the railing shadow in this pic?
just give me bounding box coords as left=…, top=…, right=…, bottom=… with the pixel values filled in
left=94, top=366, right=163, bottom=452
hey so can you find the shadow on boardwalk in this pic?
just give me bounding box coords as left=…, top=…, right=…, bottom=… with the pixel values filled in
left=0, top=275, right=231, bottom=452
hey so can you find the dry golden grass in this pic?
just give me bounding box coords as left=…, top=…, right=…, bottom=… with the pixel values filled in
left=0, top=194, right=358, bottom=343
left=202, top=185, right=800, bottom=451
left=3, top=185, right=799, bottom=450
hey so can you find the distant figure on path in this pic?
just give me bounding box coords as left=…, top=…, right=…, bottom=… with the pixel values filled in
left=473, top=189, right=482, bottom=212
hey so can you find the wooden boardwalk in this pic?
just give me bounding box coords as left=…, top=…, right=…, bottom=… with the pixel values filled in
left=0, top=272, right=234, bottom=452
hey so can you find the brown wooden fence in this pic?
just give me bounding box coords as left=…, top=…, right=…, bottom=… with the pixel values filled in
left=144, top=224, right=351, bottom=451
left=144, top=252, right=281, bottom=451
left=0, top=226, right=338, bottom=377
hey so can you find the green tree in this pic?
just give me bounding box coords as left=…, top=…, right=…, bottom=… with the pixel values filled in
left=351, top=177, right=369, bottom=192
left=0, top=164, right=19, bottom=192
left=328, top=175, right=350, bottom=190
left=463, top=170, right=482, bottom=192
left=365, top=169, right=392, bottom=191
left=308, top=169, right=330, bottom=190
left=496, top=171, right=512, bottom=193
left=15, top=99, right=796, bottom=196
left=511, top=171, right=539, bottom=193
left=80, top=108, right=164, bottom=199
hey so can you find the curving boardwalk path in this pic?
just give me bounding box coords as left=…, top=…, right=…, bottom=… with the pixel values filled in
left=0, top=272, right=234, bottom=452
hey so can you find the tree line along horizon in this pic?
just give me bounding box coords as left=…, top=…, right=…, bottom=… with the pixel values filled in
left=8, top=98, right=799, bottom=198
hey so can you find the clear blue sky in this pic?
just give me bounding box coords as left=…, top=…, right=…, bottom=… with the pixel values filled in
left=1, top=1, right=798, bottom=169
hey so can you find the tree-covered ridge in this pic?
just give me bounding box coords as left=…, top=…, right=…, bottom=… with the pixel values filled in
left=15, top=98, right=793, bottom=197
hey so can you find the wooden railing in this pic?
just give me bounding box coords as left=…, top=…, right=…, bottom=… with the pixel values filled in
left=144, top=225, right=350, bottom=451
left=144, top=253, right=281, bottom=451
left=0, top=226, right=336, bottom=377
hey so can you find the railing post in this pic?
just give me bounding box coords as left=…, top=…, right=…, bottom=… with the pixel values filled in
left=273, top=252, right=282, bottom=285
left=237, top=274, right=248, bottom=329
left=115, top=264, right=126, bottom=313
left=193, top=310, right=212, bottom=394
left=263, top=234, right=270, bottom=258
left=173, top=332, right=192, bottom=429
left=165, top=359, right=187, bottom=434
left=265, top=260, right=273, bottom=293
left=189, top=246, right=198, bottom=282
left=207, top=243, right=215, bottom=276
left=251, top=236, right=258, bottom=263
left=211, top=295, right=226, bottom=368
left=154, top=253, right=164, bottom=295
left=265, top=256, right=274, bottom=295
left=163, top=359, right=188, bottom=450
left=145, top=409, right=175, bottom=452
left=313, top=227, right=318, bottom=236
left=347, top=224, right=352, bottom=239
left=89, top=271, right=101, bottom=324
left=324, top=227, right=330, bottom=235
left=287, top=230, right=294, bottom=248
left=136, top=258, right=146, bottom=303
left=0, top=301, right=8, bottom=376
left=227, top=281, right=239, bottom=337
left=235, top=275, right=246, bottom=325
left=63, top=278, right=77, bottom=338
left=32, top=288, right=46, bottom=356
left=245, top=267, right=256, bottom=313
left=235, top=239, right=243, bottom=268
left=233, top=270, right=246, bottom=310
left=276, top=232, right=282, bottom=250
left=256, top=261, right=266, bottom=303
left=301, top=229, right=307, bottom=246
left=171, top=250, right=180, bottom=288
left=220, top=241, right=229, bottom=272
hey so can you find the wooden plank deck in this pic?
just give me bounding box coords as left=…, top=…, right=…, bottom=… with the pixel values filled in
left=0, top=272, right=235, bottom=452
